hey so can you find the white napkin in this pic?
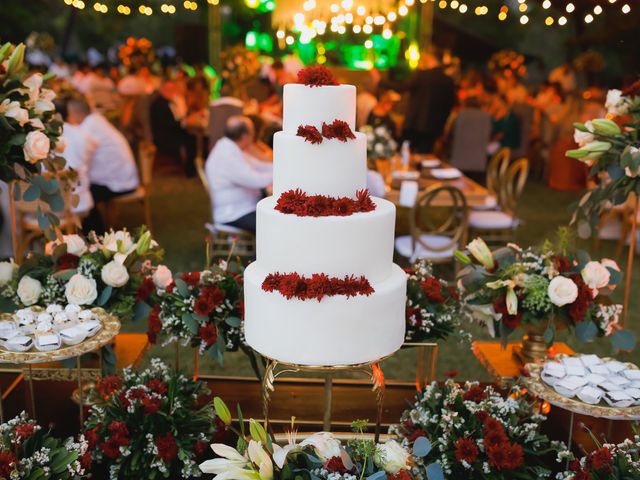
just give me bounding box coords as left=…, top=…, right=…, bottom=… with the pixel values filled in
left=566, top=365, right=586, bottom=376
left=589, top=364, right=610, bottom=376
left=60, top=326, right=88, bottom=346
left=577, top=386, right=604, bottom=405
left=580, top=354, right=602, bottom=367
left=585, top=373, right=606, bottom=386
left=605, top=361, right=627, bottom=374
left=600, top=381, right=624, bottom=392
left=608, top=375, right=630, bottom=386
left=5, top=335, right=33, bottom=352
left=555, top=376, right=588, bottom=397
left=604, top=391, right=635, bottom=408
left=623, top=370, right=640, bottom=381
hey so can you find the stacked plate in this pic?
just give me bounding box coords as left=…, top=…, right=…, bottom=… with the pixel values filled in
left=541, top=354, right=640, bottom=408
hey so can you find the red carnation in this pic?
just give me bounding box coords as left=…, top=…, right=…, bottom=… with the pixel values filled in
left=136, top=276, right=155, bottom=301
left=463, top=385, right=487, bottom=403
left=262, top=273, right=282, bottom=292
left=325, top=456, right=348, bottom=474
left=333, top=197, right=355, bottom=216
left=322, top=119, right=356, bottom=142
left=569, top=277, right=593, bottom=323
left=56, top=253, right=80, bottom=272
left=195, top=297, right=214, bottom=317
left=406, top=427, right=427, bottom=443
left=454, top=437, right=479, bottom=464
left=421, top=276, right=446, bottom=304
left=146, top=379, right=168, bottom=395
left=275, top=189, right=308, bottom=215
left=280, top=273, right=302, bottom=299
left=573, top=473, right=593, bottom=480
left=355, top=189, right=376, bottom=212
left=142, top=395, right=162, bottom=414
left=483, top=417, right=504, bottom=434
left=96, top=374, right=122, bottom=399
left=101, top=438, right=122, bottom=459
left=85, top=426, right=102, bottom=449
left=80, top=452, right=92, bottom=471
left=297, top=65, right=338, bottom=86
left=147, top=306, right=162, bottom=344
left=14, top=423, right=35, bottom=441
left=0, top=452, right=18, bottom=477
left=307, top=273, right=331, bottom=301
left=306, top=195, right=333, bottom=217
left=486, top=444, right=510, bottom=469
left=588, top=447, right=613, bottom=471
left=199, top=323, right=218, bottom=346
left=474, top=411, right=489, bottom=422
left=502, top=443, right=524, bottom=470
left=553, top=256, right=572, bottom=273
left=297, top=125, right=323, bottom=144
left=156, top=433, right=179, bottom=462
left=201, top=287, right=225, bottom=310
left=194, top=440, right=209, bottom=458
left=181, top=272, right=201, bottom=285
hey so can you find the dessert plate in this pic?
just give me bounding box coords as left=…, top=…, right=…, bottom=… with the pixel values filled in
left=431, top=168, right=462, bottom=180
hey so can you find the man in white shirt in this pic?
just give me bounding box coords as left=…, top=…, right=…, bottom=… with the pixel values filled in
left=66, top=98, right=139, bottom=233
left=205, top=116, right=272, bottom=233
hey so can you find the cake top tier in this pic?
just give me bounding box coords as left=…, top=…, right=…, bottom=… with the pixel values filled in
left=282, top=68, right=356, bottom=135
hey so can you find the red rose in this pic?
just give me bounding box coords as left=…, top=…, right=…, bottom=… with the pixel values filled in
left=85, top=425, right=102, bottom=449
left=474, top=411, right=489, bottom=422
left=80, top=451, right=92, bottom=471
left=56, top=253, right=80, bottom=272
left=108, top=421, right=130, bottom=446
left=181, top=272, right=201, bottom=286
left=421, top=277, right=446, bottom=304
left=199, top=323, right=218, bottom=346
left=463, top=385, right=487, bottom=403
left=324, top=456, right=348, bottom=474
left=166, top=281, right=176, bottom=293
left=574, top=473, right=593, bottom=480
left=553, top=256, right=572, bottom=273
left=146, top=379, right=168, bottom=395
left=194, top=296, right=214, bottom=317
left=454, top=437, right=479, bottom=464
left=96, top=374, right=122, bottom=399
left=136, top=276, right=155, bottom=301
left=493, top=296, right=521, bottom=329
left=588, top=447, right=613, bottom=471
left=194, top=440, right=209, bottom=458
left=156, top=433, right=179, bottom=462
left=569, top=277, right=593, bottom=323
left=14, top=423, right=35, bottom=440
left=147, top=306, right=162, bottom=344
left=142, top=395, right=162, bottom=414
left=0, top=451, right=18, bottom=477
left=101, top=438, right=122, bottom=459
left=407, top=427, right=427, bottom=443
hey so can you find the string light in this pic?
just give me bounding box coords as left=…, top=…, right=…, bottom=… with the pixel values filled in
left=459, top=3, right=467, bottom=13
left=520, top=14, right=529, bottom=24
left=584, top=13, right=594, bottom=23
left=566, top=3, right=575, bottom=12
left=545, top=16, right=554, bottom=25
left=594, top=5, right=602, bottom=14
left=558, top=15, right=567, bottom=25
left=364, top=39, right=373, bottom=48
left=622, top=3, right=631, bottom=13
left=542, top=0, right=551, bottom=8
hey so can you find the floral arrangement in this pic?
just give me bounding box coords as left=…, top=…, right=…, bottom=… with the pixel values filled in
left=0, top=228, right=165, bottom=323
left=488, top=49, right=527, bottom=79
left=404, top=259, right=468, bottom=343
left=275, top=189, right=376, bottom=217
left=296, top=119, right=356, bottom=144
left=146, top=260, right=245, bottom=364
left=220, top=46, right=260, bottom=97
left=567, top=83, right=640, bottom=234
left=455, top=238, right=635, bottom=350
left=118, top=37, right=155, bottom=69
left=262, top=272, right=374, bottom=301
left=83, top=359, right=215, bottom=479
left=558, top=430, right=640, bottom=480
left=297, top=66, right=338, bottom=87
left=361, top=124, right=398, bottom=161
left=0, top=42, right=76, bottom=230
left=0, top=411, right=89, bottom=479
left=202, top=397, right=424, bottom=480
left=390, top=380, right=566, bottom=479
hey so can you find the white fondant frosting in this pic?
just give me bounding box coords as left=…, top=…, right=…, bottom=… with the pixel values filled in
left=272, top=131, right=367, bottom=198
left=282, top=84, right=356, bottom=135
left=256, top=196, right=395, bottom=283
left=244, top=263, right=406, bottom=366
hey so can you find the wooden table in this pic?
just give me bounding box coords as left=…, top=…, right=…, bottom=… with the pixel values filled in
left=472, top=341, right=575, bottom=388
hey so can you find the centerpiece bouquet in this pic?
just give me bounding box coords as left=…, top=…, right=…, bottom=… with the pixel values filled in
left=118, top=37, right=155, bottom=70
left=390, top=380, right=567, bottom=480
left=0, top=411, right=89, bottom=479
left=1, top=42, right=76, bottom=231
left=566, top=83, right=640, bottom=233
left=202, top=398, right=427, bottom=480
left=0, top=228, right=165, bottom=323
left=404, top=259, right=468, bottom=343
left=83, top=359, right=215, bottom=479
left=361, top=124, right=397, bottom=161
left=146, top=260, right=247, bottom=365
left=455, top=238, right=634, bottom=359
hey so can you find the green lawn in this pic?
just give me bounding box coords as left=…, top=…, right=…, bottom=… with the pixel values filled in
left=117, top=169, right=640, bottom=382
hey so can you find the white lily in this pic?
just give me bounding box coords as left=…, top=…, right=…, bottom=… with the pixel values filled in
left=506, top=286, right=518, bottom=316
left=466, top=238, right=495, bottom=271
left=300, top=432, right=342, bottom=461
left=247, top=440, right=273, bottom=480
left=102, top=230, right=137, bottom=264
left=467, top=304, right=501, bottom=337
left=199, top=444, right=251, bottom=480
left=272, top=429, right=302, bottom=468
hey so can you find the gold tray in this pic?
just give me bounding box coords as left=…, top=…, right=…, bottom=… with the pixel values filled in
left=0, top=308, right=120, bottom=364
left=523, top=356, right=640, bottom=421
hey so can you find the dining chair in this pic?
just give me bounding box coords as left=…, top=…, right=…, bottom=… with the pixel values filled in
left=448, top=108, right=493, bottom=173
left=395, top=185, right=468, bottom=271
left=468, top=158, right=530, bottom=243
left=475, top=147, right=511, bottom=211
left=107, top=141, right=155, bottom=231
left=195, top=157, right=256, bottom=261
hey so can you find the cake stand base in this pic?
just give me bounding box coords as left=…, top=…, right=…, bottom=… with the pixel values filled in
left=262, top=356, right=389, bottom=441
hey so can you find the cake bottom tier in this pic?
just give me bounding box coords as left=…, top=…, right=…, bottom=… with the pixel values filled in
left=244, top=263, right=407, bottom=366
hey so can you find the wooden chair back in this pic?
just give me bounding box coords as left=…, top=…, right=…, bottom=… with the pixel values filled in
left=500, top=158, right=529, bottom=214
left=138, top=141, right=156, bottom=188
left=486, top=147, right=511, bottom=200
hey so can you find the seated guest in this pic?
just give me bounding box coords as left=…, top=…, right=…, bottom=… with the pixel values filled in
left=66, top=98, right=139, bottom=234
left=366, top=90, right=401, bottom=139
left=205, top=116, right=272, bottom=233
left=488, top=94, right=521, bottom=154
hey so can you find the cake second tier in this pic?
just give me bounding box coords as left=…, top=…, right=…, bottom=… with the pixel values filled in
left=282, top=84, right=356, bottom=135
left=256, top=196, right=396, bottom=283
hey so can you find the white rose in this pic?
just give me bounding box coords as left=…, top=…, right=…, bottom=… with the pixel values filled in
left=23, top=74, right=43, bottom=102
left=29, top=118, right=45, bottom=130
left=65, top=274, right=98, bottom=305
left=152, top=265, right=173, bottom=289
left=374, top=440, right=410, bottom=474
left=54, top=135, right=67, bottom=154
left=23, top=130, right=50, bottom=164
left=300, top=432, right=342, bottom=461
left=17, top=276, right=42, bottom=306
left=34, top=98, right=55, bottom=115
left=101, top=261, right=130, bottom=288
left=1, top=100, right=29, bottom=126
left=40, top=88, right=56, bottom=102
left=547, top=276, right=578, bottom=307
left=0, top=261, right=17, bottom=286
left=605, top=89, right=630, bottom=116
left=64, top=234, right=88, bottom=256
left=581, top=260, right=611, bottom=290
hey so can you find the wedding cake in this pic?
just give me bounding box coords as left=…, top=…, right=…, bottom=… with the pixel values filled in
left=244, top=67, right=406, bottom=366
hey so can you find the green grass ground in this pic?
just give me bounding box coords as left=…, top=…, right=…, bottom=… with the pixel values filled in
left=117, top=169, right=640, bottom=382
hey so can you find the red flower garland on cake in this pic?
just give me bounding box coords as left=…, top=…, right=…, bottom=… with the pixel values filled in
left=322, top=119, right=356, bottom=142
left=297, top=65, right=338, bottom=87
left=275, top=189, right=376, bottom=217
left=262, top=272, right=374, bottom=301
left=296, top=125, right=323, bottom=144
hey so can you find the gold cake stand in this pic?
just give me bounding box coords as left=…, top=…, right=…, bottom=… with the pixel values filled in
left=262, top=355, right=389, bottom=441
left=0, top=308, right=121, bottom=425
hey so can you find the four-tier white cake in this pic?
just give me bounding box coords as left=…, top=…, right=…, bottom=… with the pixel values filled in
left=244, top=68, right=406, bottom=366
